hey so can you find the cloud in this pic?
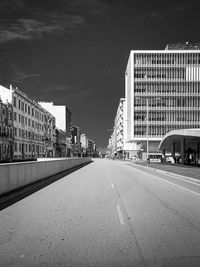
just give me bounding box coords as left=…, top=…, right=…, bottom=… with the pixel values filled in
left=0, top=0, right=25, bottom=16
left=13, top=69, right=41, bottom=83
left=69, top=0, right=110, bottom=15
left=40, top=84, right=88, bottom=101
left=140, top=12, right=164, bottom=22
left=41, top=85, right=70, bottom=93
left=0, top=0, right=87, bottom=44
left=69, top=90, right=88, bottom=99
left=167, top=3, right=191, bottom=15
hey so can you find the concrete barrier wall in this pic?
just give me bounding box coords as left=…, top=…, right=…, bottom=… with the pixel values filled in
left=0, top=157, right=91, bottom=196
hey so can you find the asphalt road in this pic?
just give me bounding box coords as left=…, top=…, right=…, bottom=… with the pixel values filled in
left=1, top=159, right=200, bottom=266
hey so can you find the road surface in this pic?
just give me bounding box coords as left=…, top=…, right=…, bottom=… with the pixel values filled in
left=1, top=159, right=200, bottom=266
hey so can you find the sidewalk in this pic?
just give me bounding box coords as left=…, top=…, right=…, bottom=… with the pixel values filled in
left=131, top=160, right=200, bottom=181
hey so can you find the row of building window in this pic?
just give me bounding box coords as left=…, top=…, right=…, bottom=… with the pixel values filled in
left=0, top=126, right=13, bottom=137
left=14, top=127, right=44, bottom=141
left=134, top=110, right=200, bottom=122
left=134, top=124, right=199, bottom=137
left=14, top=112, right=45, bottom=131
left=13, top=96, right=44, bottom=121
left=134, top=82, right=200, bottom=94
left=134, top=67, right=187, bottom=80
left=134, top=53, right=200, bottom=66
left=14, top=142, right=44, bottom=153
left=134, top=96, right=200, bottom=108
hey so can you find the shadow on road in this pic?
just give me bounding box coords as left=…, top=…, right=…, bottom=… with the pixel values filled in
left=0, top=161, right=93, bottom=211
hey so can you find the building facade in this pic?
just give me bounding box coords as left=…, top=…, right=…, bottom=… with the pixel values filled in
left=55, top=128, right=67, bottom=157
left=125, top=45, right=200, bottom=160
left=80, top=133, right=88, bottom=156
left=39, top=102, right=72, bottom=156
left=71, top=125, right=81, bottom=157
left=0, top=85, right=56, bottom=160
left=43, top=109, right=56, bottom=157
left=0, top=99, right=14, bottom=162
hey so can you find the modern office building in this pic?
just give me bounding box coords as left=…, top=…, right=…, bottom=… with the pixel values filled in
left=125, top=43, right=200, bottom=160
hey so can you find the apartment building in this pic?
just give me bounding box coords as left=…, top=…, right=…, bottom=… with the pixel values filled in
left=88, top=139, right=96, bottom=157
left=0, top=85, right=56, bottom=160
left=0, top=99, right=14, bottom=162
left=125, top=43, right=200, bottom=160
left=80, top=133, right=88, bottom=156
left=39, top=102, right=72, bottom=156
left=55, top=128, right=67, bottom=157
left=43, top=109, right=56, bottom=157
left=71, top=125, right=81, bottom=157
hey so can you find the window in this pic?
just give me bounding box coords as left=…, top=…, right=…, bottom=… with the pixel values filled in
left=21, top=101, right=24, bottom=111
left=13, top=96, right=17, bottom=107
left=28, top=106, right=30, bottom=115
left=14, top=112, right=17, bottom=121
left=19, top=114, right=21, bottom=123
left=28, top=119, right=31, bottom=127
left=8, top=111, right=12, bottom=120
left=25, top=103, right=27, bottom=113
left=14, top=128, right=17, bottom=136
left=18, top=99, right=21, bottom=109
left=19, top=143, right=22, bottom=152
left=32, top=108, right=34, bottom=116
left=21, top=116, right=24, bottom=124
left=14, top=142, right=17, bottom=152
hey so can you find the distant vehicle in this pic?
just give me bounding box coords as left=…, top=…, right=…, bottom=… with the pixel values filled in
left=149, top=153, right=162, bottom=163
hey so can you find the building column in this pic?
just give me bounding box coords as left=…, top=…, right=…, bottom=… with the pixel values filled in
left=171, top=141, right=175, bottom=161
left=181, top=137, right=185, bottom=165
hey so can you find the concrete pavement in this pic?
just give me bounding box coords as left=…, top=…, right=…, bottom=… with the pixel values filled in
left=1, top=159, right=200, bottom=266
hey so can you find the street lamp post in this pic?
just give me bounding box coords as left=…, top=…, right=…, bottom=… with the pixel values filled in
left=146, top=98, right=149, bottom=163
left=136, top=97, right=160, bottom=166
left=146, top=97, right=160, bottom=165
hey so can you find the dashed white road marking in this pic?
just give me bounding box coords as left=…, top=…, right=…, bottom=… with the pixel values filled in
left=111, top=183, right=114, bottom=188
left=117, top=205, right=124, bottom=224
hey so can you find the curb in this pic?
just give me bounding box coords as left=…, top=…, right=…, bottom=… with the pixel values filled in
left=130, top=162, right=200, bottom=185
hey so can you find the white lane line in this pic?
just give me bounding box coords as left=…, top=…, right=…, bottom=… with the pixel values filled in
left=153, top=176, right=200, bottom=198
left=111, top=183, right=114, bottom=188
left=117, top=205, right=124, bottom=224
left=131, top=165, right=200, bottom=197
left=154, top=169, right=200, bottom=187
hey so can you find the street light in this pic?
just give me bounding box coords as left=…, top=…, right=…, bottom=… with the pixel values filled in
left=136, top=96, right=160, bottom=165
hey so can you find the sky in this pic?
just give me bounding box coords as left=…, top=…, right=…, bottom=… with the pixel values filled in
left=0, top=0, right=199, bottom=147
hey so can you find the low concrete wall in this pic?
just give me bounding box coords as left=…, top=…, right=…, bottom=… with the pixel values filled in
left=0, top=157, right=91, bottom=196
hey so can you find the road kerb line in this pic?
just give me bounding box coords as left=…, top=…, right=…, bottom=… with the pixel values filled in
left=117, top=204, right=124, bottom=224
